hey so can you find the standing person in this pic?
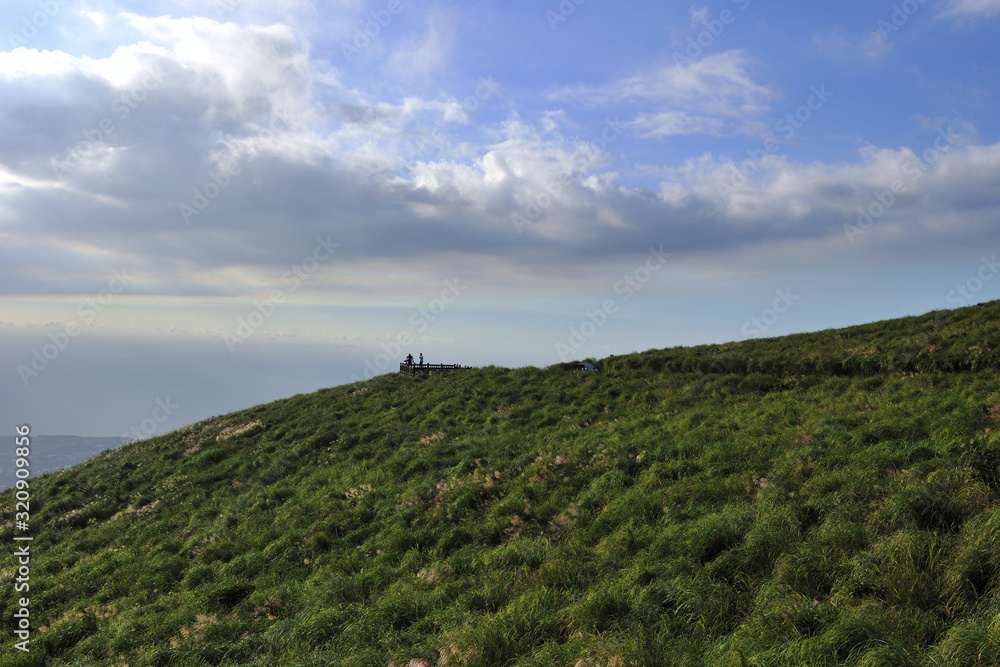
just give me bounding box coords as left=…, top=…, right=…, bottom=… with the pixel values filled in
left=406, top=353, right=414, bottom=366
left=419, top=353, right=424, bottom=366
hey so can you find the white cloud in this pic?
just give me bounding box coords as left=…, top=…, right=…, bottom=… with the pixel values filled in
left=813, top=28, right=892, bottom=60
left=385, top=9, right=454, bottom=77
left=631, top=111, right=746, bottom=139
left=119, top=13, right=334, bottom=120
left=173, top=0, right=318, bottom=21
left=82, top=11, right=110, bottom=29
left=940, top=0, right=1000, bottom=18
left=550, top=51, right=777, bottom=138
left=655, top=126, right=1000, bottom=252
left=0, top=48, right=96, bottom=80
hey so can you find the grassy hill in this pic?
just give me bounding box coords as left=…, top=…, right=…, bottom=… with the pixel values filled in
left=3, top=301, right=1000, bottom=666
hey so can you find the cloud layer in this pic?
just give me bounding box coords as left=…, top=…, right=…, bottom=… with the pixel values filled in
left=0, top=3, right=998, bottom=310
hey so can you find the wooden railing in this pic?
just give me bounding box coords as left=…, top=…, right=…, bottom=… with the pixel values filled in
left=399, top=363, right=472, bottom=376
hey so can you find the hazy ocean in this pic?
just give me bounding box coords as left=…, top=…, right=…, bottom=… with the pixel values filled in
left=0, top=435, right=129, bottom=491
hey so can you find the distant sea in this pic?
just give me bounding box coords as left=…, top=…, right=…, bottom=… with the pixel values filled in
left=0, top=436, right=129, bottom=491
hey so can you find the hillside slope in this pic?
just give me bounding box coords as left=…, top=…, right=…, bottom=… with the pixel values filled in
left=3, top=301, right=1000, bottom=666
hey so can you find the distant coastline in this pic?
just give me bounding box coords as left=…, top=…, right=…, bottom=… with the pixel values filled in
left=0, top=436, right=129, bottom=491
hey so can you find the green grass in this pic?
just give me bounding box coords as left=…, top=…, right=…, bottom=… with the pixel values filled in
left=4, top=300, right=1000, bottom=666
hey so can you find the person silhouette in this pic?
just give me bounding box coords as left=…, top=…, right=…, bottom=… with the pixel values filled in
left=419, top=353, right=424, bottom=365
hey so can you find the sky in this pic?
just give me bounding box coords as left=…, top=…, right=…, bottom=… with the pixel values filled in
left=2, top=0, right=999, bottom=438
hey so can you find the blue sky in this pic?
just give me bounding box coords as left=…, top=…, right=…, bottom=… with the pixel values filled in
left=2, top=0, right=999, bottom=437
